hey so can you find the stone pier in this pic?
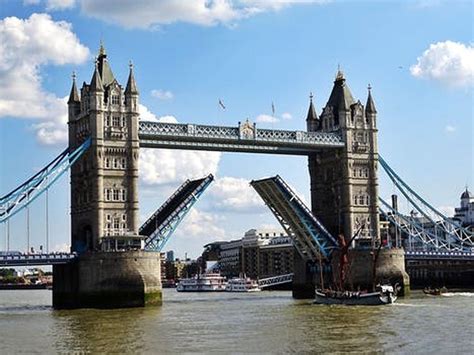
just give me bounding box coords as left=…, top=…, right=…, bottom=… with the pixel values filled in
left=53, top=251, right=162, bottom=309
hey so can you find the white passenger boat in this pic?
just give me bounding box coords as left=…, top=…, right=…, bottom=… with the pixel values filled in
left=225, top=277, right=261, bottom=292
left=176, top=273, right=227, bottom=292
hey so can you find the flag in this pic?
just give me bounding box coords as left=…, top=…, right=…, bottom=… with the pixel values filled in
left=218, top=99, right=226, bottom=110
left=271, top=101, right=275, bottom=116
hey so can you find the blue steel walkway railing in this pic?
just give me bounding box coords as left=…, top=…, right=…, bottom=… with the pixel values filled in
left=0, top=138, right=91, bottom=223
left=140, top=174, right=214, bottom=251
left=379, top=156, right=474, bottom=252
left=251, top=175, right=338, bottom=261
left=138, top=121, right=344, bottom=155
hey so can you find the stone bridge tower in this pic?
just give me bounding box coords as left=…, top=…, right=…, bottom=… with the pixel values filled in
left=57, top=44, right=161, bottom=309
left=307, top=71, right=380, bottom=246
left=68, top=44, right=140, bottom=252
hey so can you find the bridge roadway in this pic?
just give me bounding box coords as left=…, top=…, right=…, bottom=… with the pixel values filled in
left=138, top=121, right=345, bottom=155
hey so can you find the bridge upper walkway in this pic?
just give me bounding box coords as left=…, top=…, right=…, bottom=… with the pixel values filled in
left=138, top=121, right=344, bottom=155
left=251, top=175, right=338, bottom=261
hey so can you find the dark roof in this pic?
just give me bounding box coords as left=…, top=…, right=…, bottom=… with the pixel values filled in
left=306, top=94, right=318, bottom=121
left=125, top=64, right=139, bottom=95
left=90, top=65, right=103, bottom=91
left=67, top=75, right=80, bottom=104
left=97, top=44, right=115, bottom=88
left=461, top=189, right=473, bottom=199
left=366, top=86, right=377, bottom=114
left=326, top=70, right=355, bottom=111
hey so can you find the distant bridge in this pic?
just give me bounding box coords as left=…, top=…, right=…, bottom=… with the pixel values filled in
left=0, top=253, right=77, bottom=267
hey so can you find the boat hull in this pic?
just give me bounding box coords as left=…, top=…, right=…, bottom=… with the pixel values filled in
left=314, top=290, right=397, bottom=306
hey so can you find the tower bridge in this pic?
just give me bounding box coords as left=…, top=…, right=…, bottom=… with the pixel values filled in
left=1, top=44, right=472, bottom=308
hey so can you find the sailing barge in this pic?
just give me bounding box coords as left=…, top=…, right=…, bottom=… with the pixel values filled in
left=314, top=285, right=397, bottom=305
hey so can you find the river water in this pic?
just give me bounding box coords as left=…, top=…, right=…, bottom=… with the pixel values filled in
left=0, top=289, right=472, bottom=354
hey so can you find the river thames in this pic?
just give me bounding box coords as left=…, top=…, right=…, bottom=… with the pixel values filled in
left=0, top=289, right=472, bottom=353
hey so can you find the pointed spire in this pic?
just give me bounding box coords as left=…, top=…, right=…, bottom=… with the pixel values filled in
left=90, top=59, right=104, bottom=92
left=125, top=61, right=139, bottom=95
left=306, top=92, right=318, bottom=121
left=327, top=66, right=354, bottom=111
left=99, top=39, right=106, bottom=56
left=68, top=71, right=80, bottom=104
left=366, top=84, right=377, bottom=114
left=335, top=64, right=345, bottom=81
left=96, top=41, right=115, bottom=87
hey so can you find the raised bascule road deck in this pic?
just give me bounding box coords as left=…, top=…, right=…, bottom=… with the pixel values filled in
left=138, top=121, right=345, bottom=155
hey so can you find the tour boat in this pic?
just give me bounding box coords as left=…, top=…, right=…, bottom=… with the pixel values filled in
left=225, top=277, right=261, bottom=292
left=176, top=273, right=227, bottom=292
left=314, top=284, right=397, bottom=306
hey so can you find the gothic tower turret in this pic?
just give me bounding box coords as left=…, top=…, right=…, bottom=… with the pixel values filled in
left=306, top=92, right=320, bottom=132
left=68, top=44, right=141, bottom=253
left=308, top=71, right=380, bottom=246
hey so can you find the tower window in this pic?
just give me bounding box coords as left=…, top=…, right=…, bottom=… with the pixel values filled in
left=112, top=95, right=120, bottom=105
left=113, top=190, right=119, bottom=201
left=121, top=158, right=126, bottom=169
left=112, top=116, right=120, bottom=127
left=105, top=158, right=110, bottom=168
left=113, top=158, right=118, bottom=169
left=105, top=189, right=111, bottom=201
left=121, top=189, right=126, bottom=201
left=105, top=116, right=110, bottom=127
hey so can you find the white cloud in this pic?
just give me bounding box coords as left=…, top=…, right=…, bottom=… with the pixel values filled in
left=175, top=209, right=226, bottom=239
left=46, top=0, right=76, bottom=10
left=410, top=41, right=474, bottom=87
left=445, top=125, right=456, bottom=133
left=23, top=0, right=41, bottom=5
left=76, top=0, right=328, bottom=29
left=0, top=13, right=90, bottom=145
left=256, top=114, right=279, bottom=123
left=151, top=89, right=174, bottom=100
left=52, top=242, right=70, bottom=252
left=207, top=176, right=265, bottom=213
left=139, top=110, right=221, bottom=185
left=281, top=112, right=292, bottom=120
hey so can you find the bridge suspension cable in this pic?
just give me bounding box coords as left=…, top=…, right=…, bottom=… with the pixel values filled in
left=379, top=156, right=473, bottom=252
left=0, top=138, right=91, bottom=224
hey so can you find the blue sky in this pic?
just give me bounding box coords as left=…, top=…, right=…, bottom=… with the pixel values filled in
left=0, top=0, right=472, bottom=258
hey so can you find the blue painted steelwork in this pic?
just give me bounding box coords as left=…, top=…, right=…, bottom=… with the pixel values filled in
left=141, top=174, right=214, bottom=251
left=138, top=121, right=344, bottom=155
left=258, top=273, right=293, bottom=288
left=0, top=252, right=77, bottom=267
left=405, top=250, right=474, bottom=261
left=251, top=175, right=338, bottom=261
left=0, top=138, right=91, bottom=223
left=379, top=157, right=473, bottom=252
left=378, top=198, right=468, bottom=252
